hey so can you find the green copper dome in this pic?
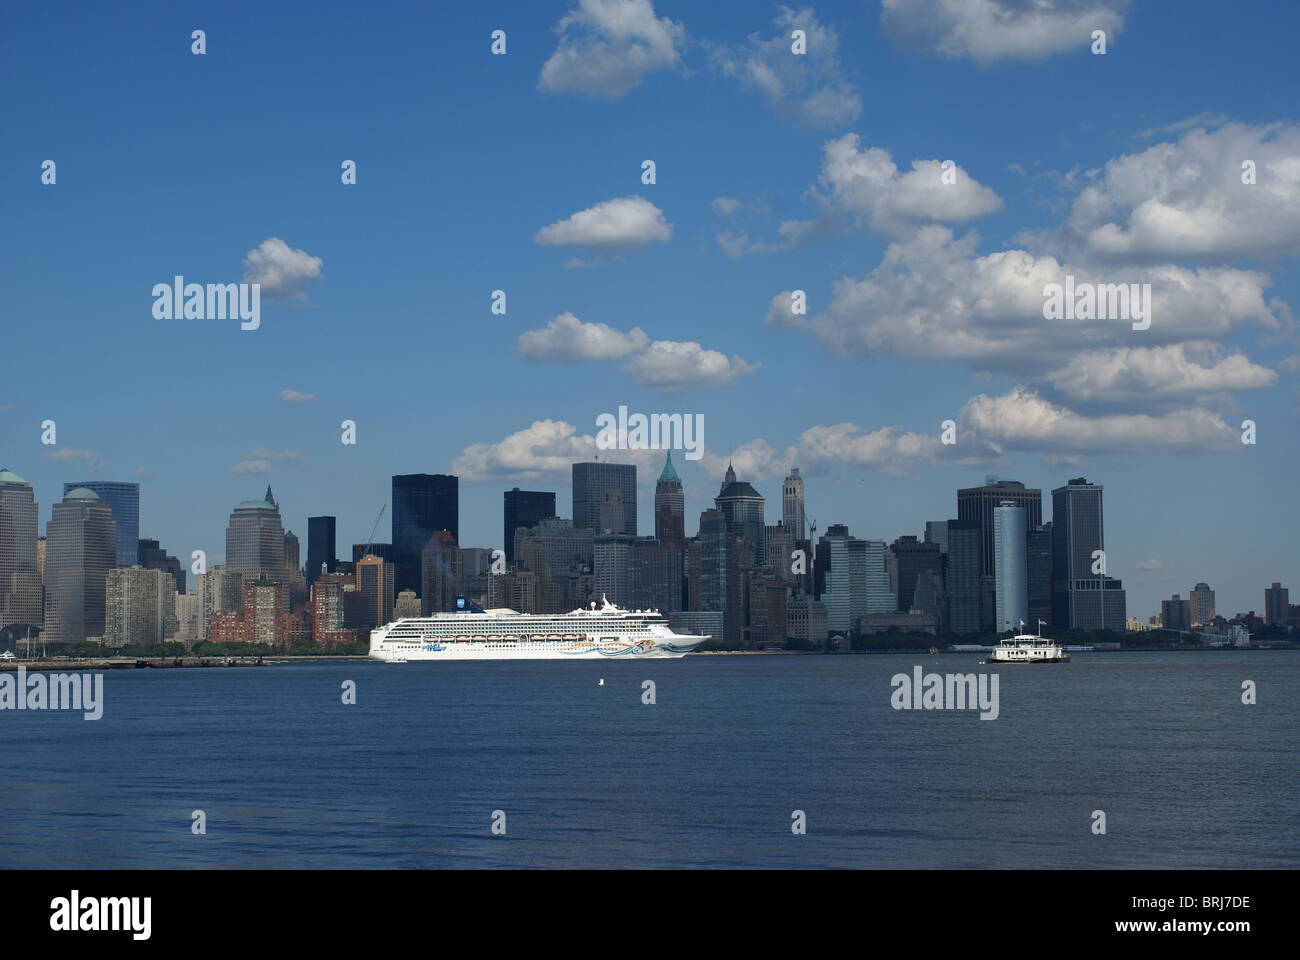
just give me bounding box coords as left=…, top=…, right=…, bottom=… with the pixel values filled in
left=65, top=487, right=100, bottom=500
left=0, top=468, right=28, bottom=485
left=657, top=451, right=680, bottom=484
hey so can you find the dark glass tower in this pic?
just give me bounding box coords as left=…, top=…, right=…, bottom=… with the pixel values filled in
left=1051, top=477, right=1125, bottom=630
left=63, top=480, right=139, bottom=567
left=392, top=474, right=458, bottom=594
left=503, top=488, right=555, bottom=563
left=956, top=479, right=1042, bottom=581
left=307, top=516, right=337, bottom=588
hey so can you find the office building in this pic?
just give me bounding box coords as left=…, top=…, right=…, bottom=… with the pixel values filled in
left=782, top=468, right=806, bottom=541
left=0, top=468, right=42, bottom=631
left=1189, top=582, right=1215, bottom=626
left=420, top=530, right=461, bottom=615
left=572, top=462, right=636, bottom=537
left=654, top=453, right=685, bottom=548
left=43, top=488, right=116, bottom=644
left=138, top=538, right=185, bottom=594
left=957, top=479, right=1042, bottom=580
left=715, top=463, right=766, bottom=564
left=893, top=536, right=941, bottom=613
left=306, top=516, right=337, bottom=588
left=355, top=554, right=396, bottom=630
left=63, top=480, right=139, bottom=568
left=1027, top=524, right=1052, bottom=628
left=1051, top=477, right=1126, bottom=630
left=994, top=501, right=1028, bottom=634
left=503, top=488, right=555, bottom=564
left=1161, top=594, right=1192, bottom=631
left=945, top=519, right=981, bottom=636
left=225, top=486, right=286, bottom=583
left=1265, top=583, right=1289, bottom=626
left=392, top=473, right=458, bottom=594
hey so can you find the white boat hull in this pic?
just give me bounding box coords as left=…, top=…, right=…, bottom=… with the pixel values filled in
left=370, top=637, right=704, bottom=662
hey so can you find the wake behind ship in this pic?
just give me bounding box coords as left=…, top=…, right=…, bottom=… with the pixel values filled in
left=369, top=596, right=709, bottom=662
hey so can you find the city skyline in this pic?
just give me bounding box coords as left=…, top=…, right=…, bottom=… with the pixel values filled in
left=0, top=457, right=1291, bottom=623
left=3, top=2, right=1297, bottom=622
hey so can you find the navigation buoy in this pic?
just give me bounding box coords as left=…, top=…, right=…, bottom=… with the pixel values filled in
left=598, top=678, right=605, bottom=686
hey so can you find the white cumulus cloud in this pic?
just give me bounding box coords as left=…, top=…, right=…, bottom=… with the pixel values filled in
left=539, top=0, right=684, bottom=97
left=534, top=196, right=672, bottom=254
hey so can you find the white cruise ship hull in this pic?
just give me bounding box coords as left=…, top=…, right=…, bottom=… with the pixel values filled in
left=368, top=597, right=708, bottom=663
left=371, top=636, right=703, bottom=662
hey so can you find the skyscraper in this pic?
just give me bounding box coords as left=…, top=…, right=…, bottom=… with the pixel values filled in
left=945, top=519, right=981, bottom=636
left=715, top=463, right=766, bottom=564
left=654, top=453, right=685, bottom=548
left=957, top=479, right=1042, bottom=580
left=1051, top=477, right=1126, bottom=630
left=63, top=480, right=139, bottom=568
left=892, top=536, right=941, bottom=613
left=225, top=486, right=286, bottom=584
left=1264, top=583, right=1289, bottom=625
left=0, top=468, right=42, bottom=631
left=1189, top=582, right=1215, bottom=626
left=137, top=538, right=185, bottom=593
left=392, top=474, right=458, bottom=594
left=1026, top=524, right=1052, bottom=628
left=994, top=501, right=1028, bottom=634
left=307, top=516, right=337, bottom=588
left=782, top=468, right=806, bottom=541
left=105, top=566, right=177, bottom=646
left=503, top=488, right=555, bottom=564
left=821, top=528, right=866, bottom=632
left=420, top=530, right=461, bottom=615
left=572, top=462, right=636, bottom=537
left=44, top=487, right=116, bottom=644
left=355, top=554, right=396, bottom=630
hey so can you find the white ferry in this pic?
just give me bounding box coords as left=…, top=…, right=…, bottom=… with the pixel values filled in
left=982, top=620, right=1070, bottom=663
left=369, top=595, right=709, bottom=662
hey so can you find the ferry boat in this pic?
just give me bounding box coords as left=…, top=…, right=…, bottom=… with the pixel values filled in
left=982, top=620, right=1069, bottom=664
left=369, top=595, right=709, bottom=662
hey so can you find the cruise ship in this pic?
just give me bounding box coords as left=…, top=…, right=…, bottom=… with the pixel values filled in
left=368, top=596, right=710, bottom=662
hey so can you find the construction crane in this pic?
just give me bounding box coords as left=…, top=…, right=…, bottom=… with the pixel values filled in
left=363, top=504, right=387, bottom=558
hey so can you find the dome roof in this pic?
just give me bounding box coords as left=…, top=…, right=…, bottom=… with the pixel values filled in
left=65, top=487, right=100, bottom=501
left=657, top=451, right=680, bottom=484
left=0, top=467, right=28, bottom=485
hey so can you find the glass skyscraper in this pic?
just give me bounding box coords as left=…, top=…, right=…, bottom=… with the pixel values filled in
left=307, top=516, right=337, bottom=588
left=1051, top=477, right=1126, bottom=630
left=503, top=488, right=555, bottom=564
left=63, top=480, right=139, bottom=567
left=392, top=474, right=458, bottom=594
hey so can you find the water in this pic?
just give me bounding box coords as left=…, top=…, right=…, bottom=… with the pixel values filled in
left=1, top=651, right=1295, bottom=868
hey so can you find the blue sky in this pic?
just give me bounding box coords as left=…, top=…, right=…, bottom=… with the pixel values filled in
left=2, top=0, right=1297, bottom=619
